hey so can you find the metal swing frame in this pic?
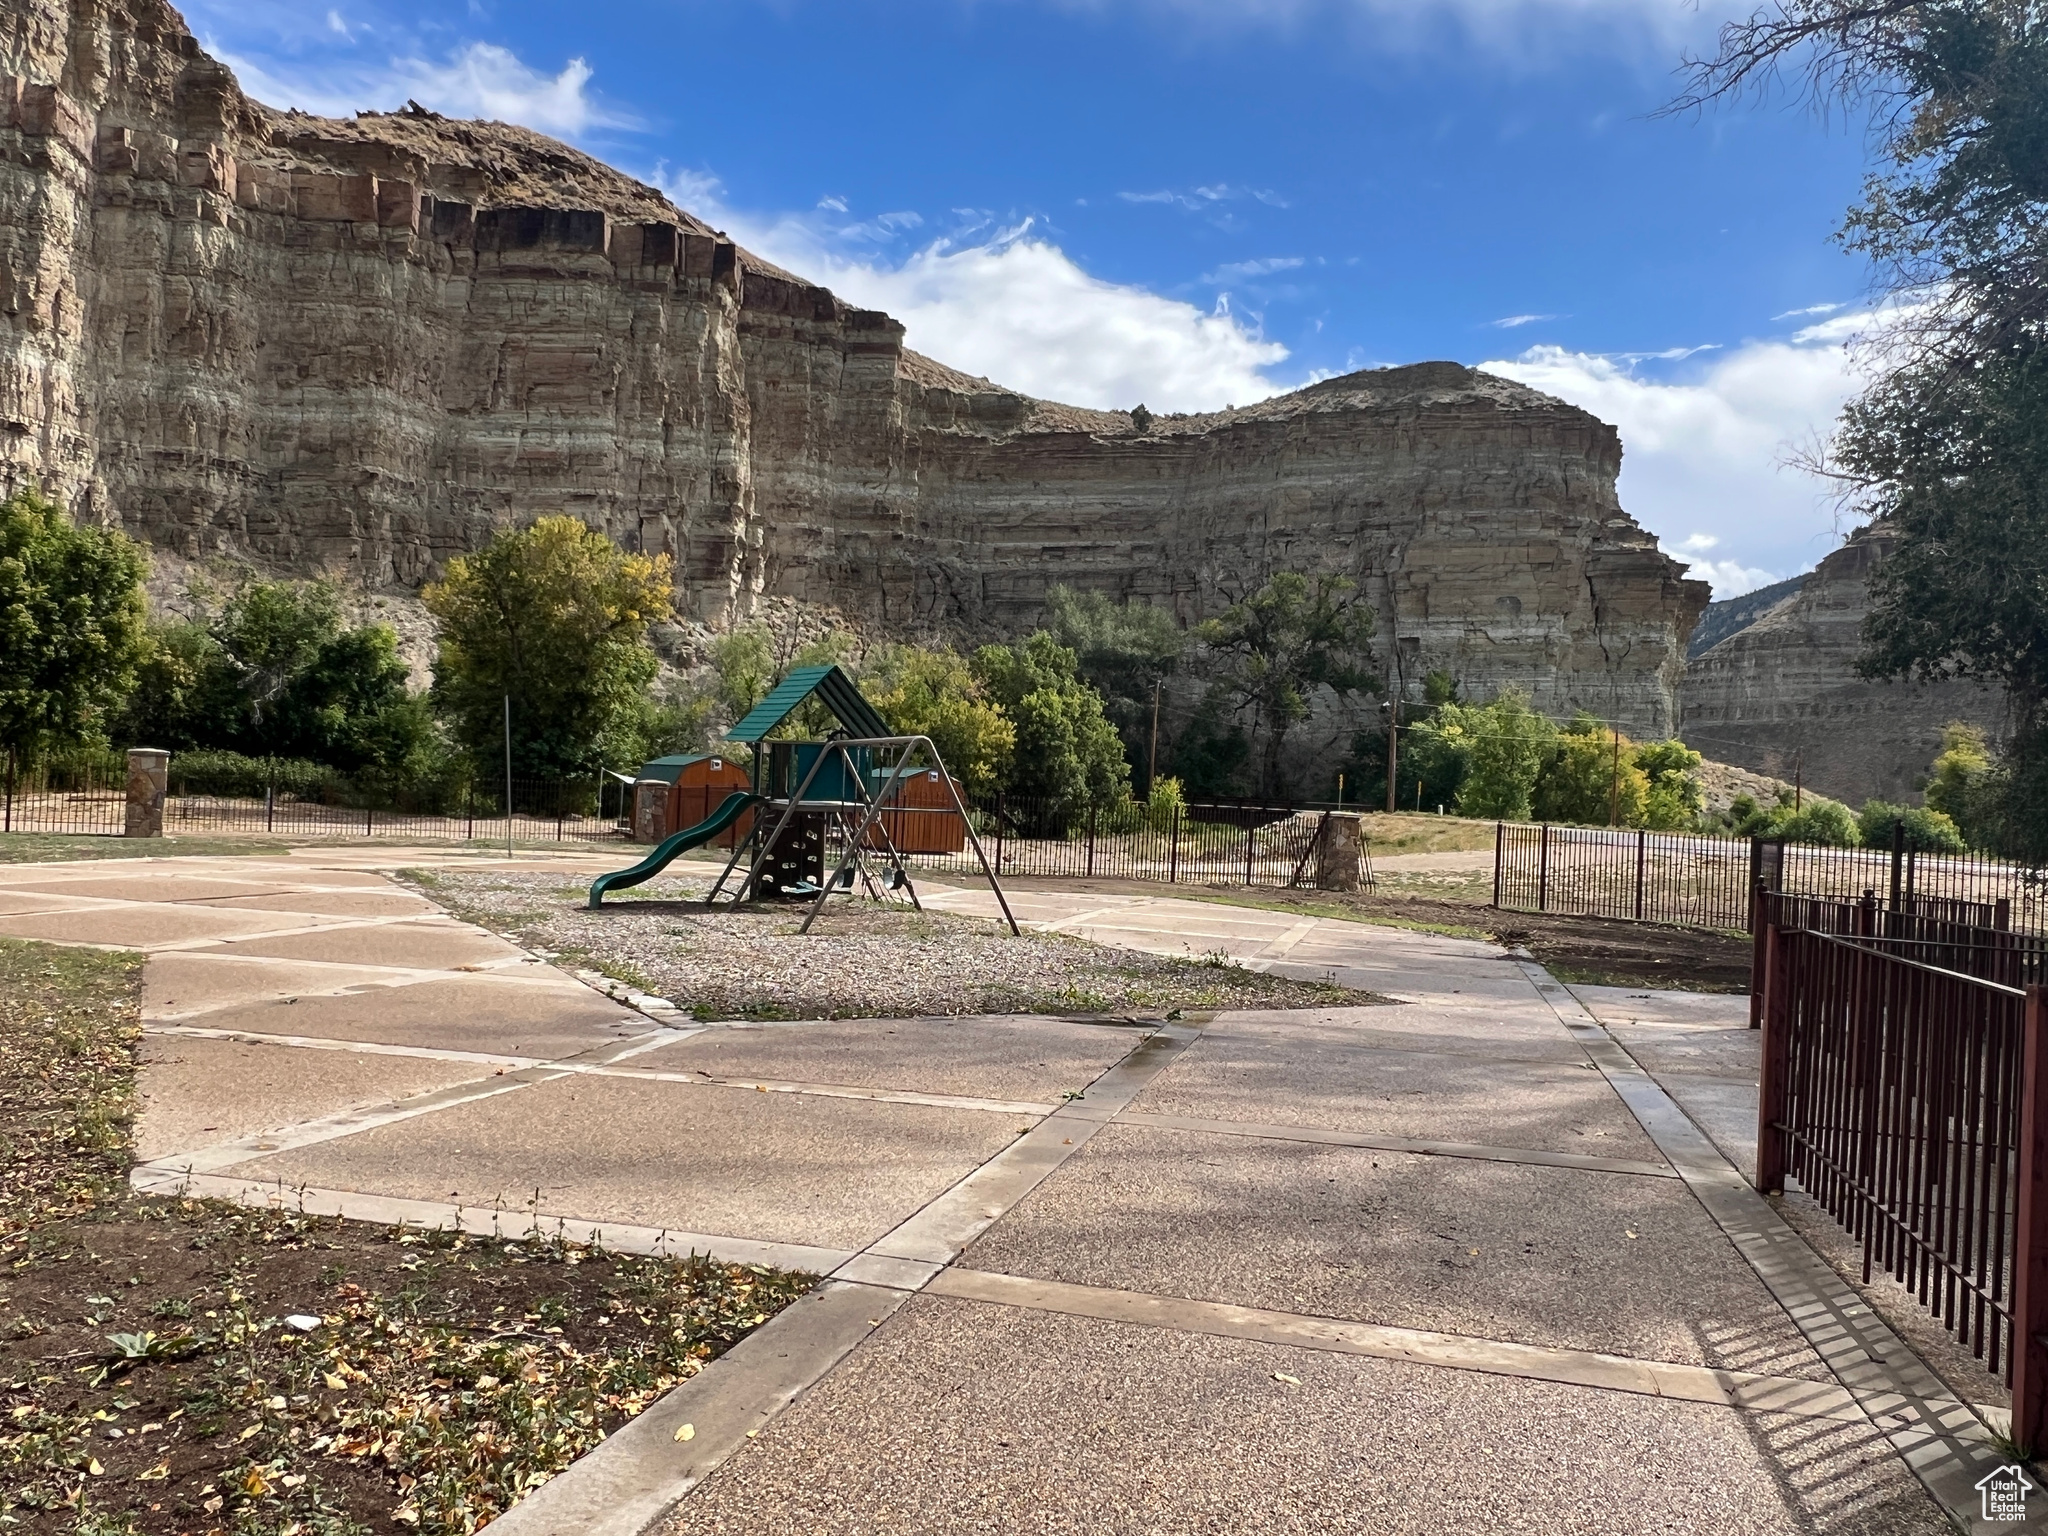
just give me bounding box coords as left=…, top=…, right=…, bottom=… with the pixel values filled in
left=705, top=734, right=1020, bottom=936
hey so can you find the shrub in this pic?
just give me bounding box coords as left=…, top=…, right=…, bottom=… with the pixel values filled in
left=1772, top=799, right=1862, bottom=847
left=1857, top=800, right=1968, bottom=854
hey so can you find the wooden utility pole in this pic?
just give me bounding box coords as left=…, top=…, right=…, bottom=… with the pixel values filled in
left=1147, top=677, right=1162, bottom=795
left=1383, top=699, right=1399, bottom=814
left=1608, top=729, right=1622, bottom=827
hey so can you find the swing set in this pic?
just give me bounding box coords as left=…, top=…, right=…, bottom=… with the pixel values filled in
left=588, top=664, right=1018, bottom=935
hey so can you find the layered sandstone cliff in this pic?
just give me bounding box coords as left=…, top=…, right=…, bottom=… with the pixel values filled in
left=1681, top=522, right=2004, bottom=804
left=0, top=0, right=1708, bottom=733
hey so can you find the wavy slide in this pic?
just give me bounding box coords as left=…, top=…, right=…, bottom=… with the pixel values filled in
left=587, top=791, right=762, bottom=908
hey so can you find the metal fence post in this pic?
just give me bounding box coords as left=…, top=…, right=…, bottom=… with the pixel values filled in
left=994, top=793, right=1005, bottom=877
left=2010, top=986, right=2048, bottom=1451
left=1889, top=820, right=1905, bottom=913
left=1537, top=824, right=1551, bottom=913
left=1755, top=918, right=1791, bottom=1194
left=1169, top=805, right=1181, bottom=883
left=1491, top=821, right=1503, bottom=908
left=365, top=800, right=373, bottom=838
left=1244, top=818, right=1255, bottom=886
left=1634, top=829, right=1647, bottom=921
left=1086, top=803, right=1097, bottom=879
left=1749, top=880, right=1771, bottom=1030
left=265, top=781, right=274, bottom=833
left=3, top=747, right=12, bottom=834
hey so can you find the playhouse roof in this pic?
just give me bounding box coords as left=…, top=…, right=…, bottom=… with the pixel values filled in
left=723, top=664, right=891, bottom=745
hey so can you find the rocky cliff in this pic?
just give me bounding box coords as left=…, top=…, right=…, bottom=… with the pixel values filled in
left=0, top=0, right=1708, bottom=733
left=1680, top=521, right=2004, bottom=804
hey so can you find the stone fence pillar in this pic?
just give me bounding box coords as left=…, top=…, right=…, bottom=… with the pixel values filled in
left=124, top=748, right=168, bottom=838
left=1312, top=811, right=1365, bottom=892
left=632, top=780, right=668, bottom=844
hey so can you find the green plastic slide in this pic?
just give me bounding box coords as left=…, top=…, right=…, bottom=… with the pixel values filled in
left=587, top=791, right=762, bottom=907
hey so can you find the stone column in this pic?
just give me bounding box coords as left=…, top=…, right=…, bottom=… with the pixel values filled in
left=632, top=781, right=669, bottom=843
left=1312, top=812, right=1365, bottom=892
left=124, top=748, right=168, bottom=838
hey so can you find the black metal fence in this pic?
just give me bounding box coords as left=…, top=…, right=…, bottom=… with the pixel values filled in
left=0, top=758, right=631, bottom=845
left=1495, top=821, right=2048, bottom=937
left=0, top=758, right=126, bottom=835
left=898, top=794, right=1331, bottom=888
left=1753, top=888, right=2048, bottom=1440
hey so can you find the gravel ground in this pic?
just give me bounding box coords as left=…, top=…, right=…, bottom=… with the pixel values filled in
left=407, top=870, right=1359, bottom=1020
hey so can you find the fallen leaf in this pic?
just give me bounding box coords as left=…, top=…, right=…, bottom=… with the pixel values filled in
left=1273, top=1372, right=1301, bottom=1386
left=87, top=1458, right=104, bottom=1476
left=674, top=1423, right=695, bottom=1442
left=137, top=1460, right=170, bottom=1482
left=323, top=1372, right=347, bottom=1390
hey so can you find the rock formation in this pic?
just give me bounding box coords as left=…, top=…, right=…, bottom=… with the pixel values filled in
left=0, top=0, right=1708, bottom=734
left=1686, top=573, right=1806, bottom=659
left=1681, top=521, right=2004, bottom=805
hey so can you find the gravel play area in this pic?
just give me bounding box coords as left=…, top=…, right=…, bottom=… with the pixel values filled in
left=408, top=870, right=1360, bottom=1020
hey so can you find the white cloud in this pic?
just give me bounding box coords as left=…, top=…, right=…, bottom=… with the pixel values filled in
left=657, top=176, right=1288, bottom=411
left=1671, top=534, right=1779, bottom=598
left=1485, top=331, right=1868, bottom=596
left=209, top=38, right=625, bottom=134
left=1204, top=256, right=1306, bottom=282
left=1772, top=301, right=1844, bottom=321
left=1119, top=184, right=1289, bottom=211
left=1051, top=0, right=1728, bottom=59
left=1489, top=312, right=1556, bottom=328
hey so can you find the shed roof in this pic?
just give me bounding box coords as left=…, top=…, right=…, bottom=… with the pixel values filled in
left=723, top=664, right=891, bottom=744
left=634, top=752, right=741, bottom=785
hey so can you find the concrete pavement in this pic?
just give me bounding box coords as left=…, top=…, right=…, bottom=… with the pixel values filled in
left=0, top=848, right=2004, bottom=1532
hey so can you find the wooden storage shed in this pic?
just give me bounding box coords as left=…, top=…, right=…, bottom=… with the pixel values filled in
left=868, top=767, right=968, bottom=855
left=632, top=753, right=753, bottom=845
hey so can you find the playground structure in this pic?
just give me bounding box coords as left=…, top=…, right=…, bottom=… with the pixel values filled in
left=588, top=665, right=1018, bottom=934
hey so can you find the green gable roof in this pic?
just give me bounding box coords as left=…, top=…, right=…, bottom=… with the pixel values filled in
left=723, top=664, right=892, bottom=745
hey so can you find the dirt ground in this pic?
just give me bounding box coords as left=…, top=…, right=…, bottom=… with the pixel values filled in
left=990, top=873, right=1755, bottom=994
left=0, top=936, right=812, bottom=1536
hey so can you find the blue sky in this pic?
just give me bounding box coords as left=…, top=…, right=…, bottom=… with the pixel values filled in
left=186, top=0, right=1885, bottom=596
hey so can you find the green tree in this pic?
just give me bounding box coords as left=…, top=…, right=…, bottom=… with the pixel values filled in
left=1636, top=738, right=1706, bottom=830
left=1857, top=799, right=1969, bottom=853
left=1408, top=689, right=1556, bottom=822
left=708, top=626, right=776, bottom=724
left=0, top=491, right=147, bottom=766
left=423, top=517, right=674, bottom=780
left=861, top=643, right=1015, bottom=796
left=1533, top=717, right=1649, bottom=827
left=1043, top=586, right=1186, bottom=784
left=1775, top=798, right=1863, bottom=848
left=1843, top=348, right=2048, bottom=856
left=972, top=632, right=1130, bottom=810
left=1194, top=572, right=1378, bottom=798
left=112, top=577, right=431, bottom=778
left=1923, top=720, right=1997, bottom=843
left=1677, top=4, right=2048, bottom=858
